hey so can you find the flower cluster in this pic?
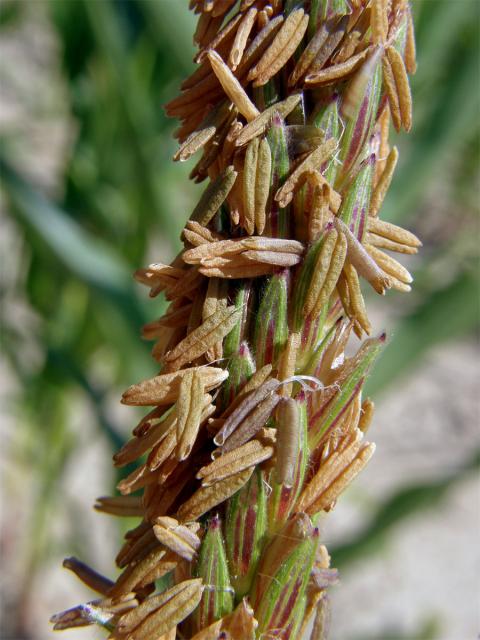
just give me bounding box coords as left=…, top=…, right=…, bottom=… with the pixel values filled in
left=52, top=0, right=419, bottom=638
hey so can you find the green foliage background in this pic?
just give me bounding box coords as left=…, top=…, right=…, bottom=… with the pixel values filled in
left=0, top=1, right=478, bottom=638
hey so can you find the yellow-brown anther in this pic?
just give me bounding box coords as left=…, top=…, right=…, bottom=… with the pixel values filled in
left=371, top=0, right=388, bottom=45
left=121, top=367, right=228, bottom=407
left=335, top=218, right=390, bottom=294
left=358, top=398, right=375, bottom=434
left=405, top=8, right=417, bottom=74
left=307, top=443, right=376, bottom=513
left=248, top=9, right=309, bottom=87
left=387, top=46, right=412, bottom=132
left=342, top=262, right=372, bottom=335
left=94, top=496, right=144, bottom=518
left=164, top=305, right=241, bottom=370
left=366, top=244, right=413, bottom=291
left=382, top=54, right=402, bottom=131
left=305, top=48, right=371, bottom=85
left=229, top=7, right=258, bottom=70
left=288, top=21, right=331, bottom=86
left=277, top=331, right=301, bottom=397
left=275, top=138, right=338, bottom=208
left=115, top=579, right=204, bottom=638
left=308, top=182, right=331, bottom=242
left=208, top=51, right=260, bottom=122
left=197, top=439, right=273, bottom=486
left=109, top=546, right=177, bottom=599
left=275, top=397, right=300, bottom=488
left=312, top=231, right=348, bottom=316
left=244, top=137, right=260, bottom=234
left=177, top=467, right=254, bottom=522
left=234, top=93, right=302, bottom=147
left=297, top=433, right=375, bottom=513
left=254, top=138, right=271, bottom=235
left=196, top=13, right=243, bottom=64
left=176, top=370, right=206, bottom=461
left=367, top=216, right=421, bottom=251
left=304, top=229, right=339, bottom=317
left=370, top=145, right=398, bottom=216
left=153, top=517, right=201, bottom=561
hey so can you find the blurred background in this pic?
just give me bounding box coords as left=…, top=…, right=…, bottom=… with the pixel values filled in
left=0, top=1, right=478, bottom=638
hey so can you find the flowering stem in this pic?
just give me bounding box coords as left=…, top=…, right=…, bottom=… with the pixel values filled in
left=52, top=1, right=419, bottom=637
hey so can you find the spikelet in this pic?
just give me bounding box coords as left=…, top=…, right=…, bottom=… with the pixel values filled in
left=53, top=2, right=419, bottom=638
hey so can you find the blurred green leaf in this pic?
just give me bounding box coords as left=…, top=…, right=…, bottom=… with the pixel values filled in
left=139, top=0, right=196, bottom=75
left=45, top=346, right=125, bottom=450
left=0, top=0, right=23, bottom=29
left=0, top=156, right=157, bottom=332
left=2, top=158, right=130, bottom=293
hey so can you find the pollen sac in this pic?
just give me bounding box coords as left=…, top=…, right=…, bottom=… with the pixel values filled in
left=268, top=394, right=309, bottom=534
left=115, top=579, right=203, bottom=638
left=50, top=595, right=137, bottom=631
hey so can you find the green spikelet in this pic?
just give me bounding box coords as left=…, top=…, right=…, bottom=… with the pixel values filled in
left=252, top=514, right=319, bottom=639
left=309, top=334, right=386, bottom=450
left=193, top=515, right=234, bottom=633
left=338, top=50, right=384, bottom=182
left=253, top=271, right=289, bottom=369
left=225, top=468, right=267, bottom=598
